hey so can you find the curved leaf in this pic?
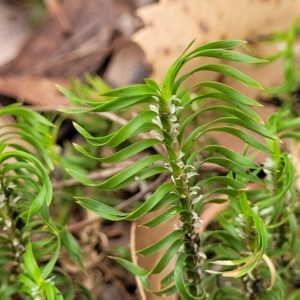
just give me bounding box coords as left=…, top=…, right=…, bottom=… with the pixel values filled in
left=199, top=157, right=261, bottom=183
left=199, top=145, right=258, bottom=169
left=74, top=139, right=161, bottom=163
left=73, top=110, right=159, bottom=146
left=67, top=154, right=166, bottom=189
left=174, top=253, right=206, bottom=300
left=192, top=49, right=265, bottom=63
left=150, top=240, right=183, bottom=274
left=195, top=81, right=262, bottom=106
left=137, top=230, right=184, bottom=256
left=175, top=64, right=263, bottom=91
left=140, top=206, right=184, bottom=228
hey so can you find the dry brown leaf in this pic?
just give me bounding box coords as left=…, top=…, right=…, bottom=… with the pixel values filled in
left=133, top=0, right=300, bottom=90
left=132, top=0, right=300, bottom=162
left=0, top=76, right=70, bottom=108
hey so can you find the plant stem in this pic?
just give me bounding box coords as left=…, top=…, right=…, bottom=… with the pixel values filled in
left=158, top=95, right=205, bottom=296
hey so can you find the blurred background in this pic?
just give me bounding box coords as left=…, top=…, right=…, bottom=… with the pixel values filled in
left=1, top=1, right=300, bottom=299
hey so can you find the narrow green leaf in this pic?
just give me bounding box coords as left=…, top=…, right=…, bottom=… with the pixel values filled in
left=23, top=243, right=41, bottom=283
left=41, top=238, right=60, bottom=279
left=74, top=110, right=158, bottom=147
left=67, top=154, right=166, bottom=189
left=203, top=126, right=273, bottom=153
left=150, top=240, right=183, bottom=275
left=194, top=49, right=265, bottom=63
left=176, top=64, right=263, bottom=90
left=198, top=176, right=245, bottom=190
left=144, top=78, right=160, bottom=91
left=91, top=95, right=154, bottom=112
left=141, top=206, right=184, bottom=228
left=57, top=85, right=88, bottom=105
left=102, top=84, right=157, bottom=97
left=150, top=193, right=180, bottom=212
left=200, top=157, right=261, bottom=183
left=137, top=230, right=184, bottom=256
left=160, top=270, right=175, bottom=289
left=60, top=229, right=83, bottom=268
left=174, top=253, right=206, bottom=300
left=42, top=282, right=56, bottom=300
left=74, top=139, right=161, bottom=163
left=196, top=81, right=262, bottom=106
left=27, top=188, right=47, bottom=222
left=199, top=105, right=265, bottom=126
left=199, top=145, right=257, bottom=169
left=75, top=197, right=127, bottom=219
left=187, top=40, right=246, bottom=58
left=109, top=256, right=148, bottom=277
left=110, top=166, right=167, bottom=190
left=125, top=183, right=174, bottom=220
left=198, top=64, right=263, bottom=88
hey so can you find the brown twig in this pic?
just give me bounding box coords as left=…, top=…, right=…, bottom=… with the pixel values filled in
left=43, top=0, right=71, bottom=35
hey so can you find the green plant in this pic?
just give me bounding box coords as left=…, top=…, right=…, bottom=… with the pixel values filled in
left=59, top=39, right=300, bottom=299
left=0, top=104, right=90, bottom=299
